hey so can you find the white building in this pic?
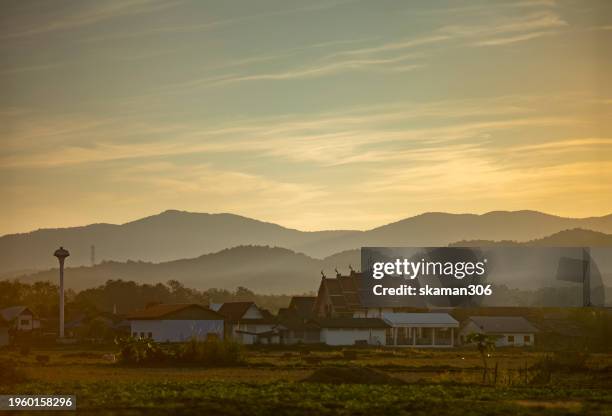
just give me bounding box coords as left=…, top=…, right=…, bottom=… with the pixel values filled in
left=127, top=304, right=224, bottom=343
left=218, top=302, right=276, bottom=344
left=317, top=318, right=389, bottom=346
left=383, top=313, right=459, bottom=347
left=0, top=306, right=40, bottom=332
left=459, top=316, right=539, bottom=347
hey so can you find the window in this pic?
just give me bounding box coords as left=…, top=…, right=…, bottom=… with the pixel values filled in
left=524, top=335, right=531, bottom=343
left=132, top=332, right=138, bottom=337
left=147, top=332, right=153, bottom=338
left=20, top=319, right=30, bottom=326
left=507, top=335, right=515, bottom=343
left=140, top=332, right=145, bottom=338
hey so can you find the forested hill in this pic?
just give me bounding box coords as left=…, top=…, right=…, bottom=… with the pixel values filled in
left=2, top=210, right=612, bottom=273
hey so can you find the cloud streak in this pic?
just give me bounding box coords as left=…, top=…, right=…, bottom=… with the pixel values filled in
left=1, top=0, right=182, bottom=40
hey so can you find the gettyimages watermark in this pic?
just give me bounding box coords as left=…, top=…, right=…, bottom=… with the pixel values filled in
left=360, top=247, right=611, bottom=308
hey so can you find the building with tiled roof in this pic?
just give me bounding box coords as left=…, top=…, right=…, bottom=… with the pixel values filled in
left=313, top=270, right=394, bottom=318
left=126, top=304, right=224, bottom=342
left=217, top=301, right=276, bottom=344
left=288, top=296, right=316, bottom=319
left=0, top=306, right=40, bottom=332
left=460, top=316, right=539, bottom=347
left=217, top=302, right=257, bottom=322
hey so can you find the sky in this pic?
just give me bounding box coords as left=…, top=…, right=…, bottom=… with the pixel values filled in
left=1, top=0, right=611, bottom=235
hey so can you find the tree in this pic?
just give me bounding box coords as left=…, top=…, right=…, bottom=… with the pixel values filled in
left=465, top=332, right=498, bottom=383
left=235, top=286, right=254, bottom=298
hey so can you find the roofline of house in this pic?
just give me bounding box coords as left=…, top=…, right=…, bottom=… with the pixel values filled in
left=126, top=304, right=225, bottom=320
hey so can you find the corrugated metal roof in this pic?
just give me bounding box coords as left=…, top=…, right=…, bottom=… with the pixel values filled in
left=383, top=313, right=459, bottom=327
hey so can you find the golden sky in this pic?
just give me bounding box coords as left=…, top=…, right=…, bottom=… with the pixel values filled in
left=1, top=0, right=611, bottom=234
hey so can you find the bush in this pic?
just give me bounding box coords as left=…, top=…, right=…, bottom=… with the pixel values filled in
left=178, top=338, right=243, bottom=366
left=116, top=337, right=171, bottom=365
left=527, top=351, right=591, bottom=385
left=116, top=337, right=244, bottom=366
left=532, top=351, right=590, bottom=373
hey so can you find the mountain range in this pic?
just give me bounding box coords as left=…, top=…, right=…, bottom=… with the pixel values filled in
left=2, top=209, right=612, bottom=274
left=13, top=228, right=612, bottom=294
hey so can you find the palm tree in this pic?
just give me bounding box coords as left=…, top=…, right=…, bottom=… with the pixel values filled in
left=465, top=332, right=497, bottom=383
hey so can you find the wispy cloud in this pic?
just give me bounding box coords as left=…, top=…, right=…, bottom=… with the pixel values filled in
left=473, top=30, right=556, bottom=46
left=0, top=61, right=67, bottom=75
left=1, top=0, right=182, bottom=40
left=327, top=9, right=567, bottom=60
left=79, top=0, right=356, bottom=43
left=1, top=94, right=595, bottom=170
left=329, top=35, right=451, bottom=58
left=202, top=57, right=422, bottom=87
left=157, top=6, right=565, bottom=90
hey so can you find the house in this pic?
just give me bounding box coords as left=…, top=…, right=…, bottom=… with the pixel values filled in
left=314, top=270, right=395, bottom=318
left=276, top=296, right=320, bottom=344
left=460, top=316, right=539, bottom=347
left=217, top=302, right=276, bottom=344
left=66, top=313, right=125, bottom=341
left=316, top=317, right=389, bottom=346
left=0, top=316, right=9, bottom=347
left=276, top=319, right=321, bottom=345
left=127, top=304, right=224, bottom=342
left=288, top=296, right=316, bottom=319
left=383, top=313, right=459, bottom=347
left=0, top=306, right=40, bottom=332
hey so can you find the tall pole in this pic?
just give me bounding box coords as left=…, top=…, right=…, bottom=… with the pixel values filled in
left=54, top=247, right=70, bottom=339
left=59, top=257, right=64, bottom=338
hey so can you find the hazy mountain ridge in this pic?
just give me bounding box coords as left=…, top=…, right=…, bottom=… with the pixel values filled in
left=2, top=209, right=612, bottom=273
left=13, top=228, right=612, bottom=294
left=16, top=245, right=356, bottom=294
left=451, top=228, right=612, bottom=247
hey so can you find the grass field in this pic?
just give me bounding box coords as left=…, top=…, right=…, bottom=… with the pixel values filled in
left=1, top=345, right=611, bottom=415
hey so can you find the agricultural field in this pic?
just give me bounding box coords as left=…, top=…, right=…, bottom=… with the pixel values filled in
left=1, top=345, right=611, bottom=415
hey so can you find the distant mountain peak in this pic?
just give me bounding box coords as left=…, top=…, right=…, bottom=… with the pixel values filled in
left=1, top=209, right=611, bottom=274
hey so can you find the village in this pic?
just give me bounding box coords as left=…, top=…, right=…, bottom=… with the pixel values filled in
left=1, top=268, right=551, bottom=350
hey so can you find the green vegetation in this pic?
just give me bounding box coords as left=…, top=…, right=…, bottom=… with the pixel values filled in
left=0, top=278, right=297, bottom=317
left=465, top=332, right=498, bottom=383
left=5, top=379, right=612, bottom=415
left=116, top=337, right=244, bottom=366
left=2, top=345, right=611, bottom=415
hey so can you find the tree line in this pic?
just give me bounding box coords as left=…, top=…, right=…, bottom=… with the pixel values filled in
left=0, top=279, right=305, bottom=319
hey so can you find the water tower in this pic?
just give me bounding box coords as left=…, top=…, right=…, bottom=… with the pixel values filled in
left=53, top=246, right=70, bottom=338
